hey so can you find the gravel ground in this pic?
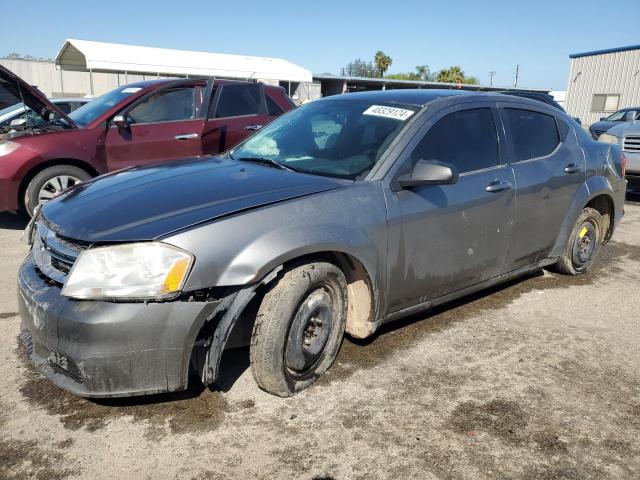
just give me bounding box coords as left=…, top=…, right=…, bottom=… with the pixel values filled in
left=0, top=201, right=639, bottom=480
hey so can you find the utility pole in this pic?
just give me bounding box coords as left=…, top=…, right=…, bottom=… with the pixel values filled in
left=489, top=71, right=496, bottom=87
left=513, top=64, right=520, bottom=88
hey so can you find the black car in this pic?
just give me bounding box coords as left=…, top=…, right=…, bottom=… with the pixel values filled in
left=496, top=91, right=581, bottom=125
left=589, top=107, right=640, bottom=139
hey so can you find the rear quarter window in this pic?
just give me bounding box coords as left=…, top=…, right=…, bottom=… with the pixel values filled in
left=504, top=108, right=560, bottom=161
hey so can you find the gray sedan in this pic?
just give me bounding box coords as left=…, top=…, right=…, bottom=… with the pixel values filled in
left=18, top=90, right=626, bottom=398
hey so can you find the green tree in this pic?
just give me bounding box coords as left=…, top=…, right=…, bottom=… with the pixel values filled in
left=342, top=58, right=379, bottom=78
left=435, top=66, right=479, bottom=84
left=374, top=51, right=393, bottom=77
left=415, top=65, right=435, bottom=81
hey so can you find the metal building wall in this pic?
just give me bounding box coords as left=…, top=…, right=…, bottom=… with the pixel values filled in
left=565, top=49, right=640, bottom=126
left=0, top=59, right=163, bottom=98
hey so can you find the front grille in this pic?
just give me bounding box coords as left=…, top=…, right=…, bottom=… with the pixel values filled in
left=32, top=221, right=85, bottom=283
left=623, top=135, right=640, bottom=153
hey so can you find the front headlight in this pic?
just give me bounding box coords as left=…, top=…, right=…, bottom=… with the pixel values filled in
left=0, top=141, right=20, bottom=157
left=598, top=133, right=619, bottom=145
left=61, top=242, right=194, bottom=300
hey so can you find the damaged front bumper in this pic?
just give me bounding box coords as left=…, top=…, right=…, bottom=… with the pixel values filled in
left=17, top=256, right=221, bottom=398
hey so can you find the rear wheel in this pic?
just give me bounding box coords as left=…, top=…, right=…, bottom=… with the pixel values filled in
left=250, top=261, right=347, bottom=396
left=550, top=207, right=604, bottom=275
left=24, top=165, right=91, bottom=216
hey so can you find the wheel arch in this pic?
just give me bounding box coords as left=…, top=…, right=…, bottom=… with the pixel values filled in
left=18, top=158, right=98, bottom=209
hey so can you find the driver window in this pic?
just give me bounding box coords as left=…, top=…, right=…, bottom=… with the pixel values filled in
left=410, top=108, right=499, bottom=174
left=128, top=86, right=199, bottom=124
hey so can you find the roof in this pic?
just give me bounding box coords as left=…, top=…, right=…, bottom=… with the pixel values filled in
left=322, top=89, right=471, bottom=106
left=54, top=39, right=312, bottom=83
left=570, top=44, right=640, bottom=59
left=313, top=73, right=550, bottom=93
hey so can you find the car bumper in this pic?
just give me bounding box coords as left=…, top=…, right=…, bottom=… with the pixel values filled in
left=17, top=255, right=220, bottom=398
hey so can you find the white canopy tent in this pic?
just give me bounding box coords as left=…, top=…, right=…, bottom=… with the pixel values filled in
left=54, top=39, right=312, bottom=89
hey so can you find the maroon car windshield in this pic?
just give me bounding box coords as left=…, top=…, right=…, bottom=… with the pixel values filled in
left=68, top=86, right=143, bottom=127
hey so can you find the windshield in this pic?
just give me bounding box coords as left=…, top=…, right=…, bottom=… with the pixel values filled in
left=68, top=86, right=143, bottom=127
left=606, top=109, right=639, bottom=121
left=231, top=100, right=419, bottom=180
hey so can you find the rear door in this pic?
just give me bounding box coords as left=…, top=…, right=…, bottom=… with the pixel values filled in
left=201, top=83, right=269, bottom=154
left=498, top=102, right=585, bottom=270
left=105, top=82, right=207, bottom=170
left=384, top=102, right=516, bottom=312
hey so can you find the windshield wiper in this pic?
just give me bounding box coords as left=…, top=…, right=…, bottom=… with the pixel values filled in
left=234, top=156, right=301, bottom=173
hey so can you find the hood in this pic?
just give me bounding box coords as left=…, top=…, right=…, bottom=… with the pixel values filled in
left=41, top=157, right=347, bottom=242
left=606, top=121, right=640, bottom=138
left=590, top=120, right=617, bottom=133
left=0, top=65, right=77, bottom=129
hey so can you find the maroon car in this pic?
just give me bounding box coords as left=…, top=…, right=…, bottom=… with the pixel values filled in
left=0, top=66, right=294, bottom=215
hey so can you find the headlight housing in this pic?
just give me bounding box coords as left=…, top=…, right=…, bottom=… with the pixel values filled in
left=598, top=133, right=619, bottom=145
left=61, top=242, right=194, bottom=300
left=0, top=141, right=20, bottom=157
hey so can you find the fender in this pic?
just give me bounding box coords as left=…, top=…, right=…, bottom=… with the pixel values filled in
left=549, top=175, right=615, bottom=258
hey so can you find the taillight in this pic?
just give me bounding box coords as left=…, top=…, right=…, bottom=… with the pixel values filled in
left=621, top=151, right=627, bottom=177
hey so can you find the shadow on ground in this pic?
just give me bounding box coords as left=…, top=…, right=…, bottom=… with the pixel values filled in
left=0, top=212, right=29, bottom=231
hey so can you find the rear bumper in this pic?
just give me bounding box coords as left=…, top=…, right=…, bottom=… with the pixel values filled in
left=18, top=255, right=220, bottom=398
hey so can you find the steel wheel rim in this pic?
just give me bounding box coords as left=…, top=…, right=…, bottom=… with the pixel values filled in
left=38, top=175, right=81, bottom=204
left=285, top=286, right=335, bottom=378
left=572, top=221, right=597, bottom=268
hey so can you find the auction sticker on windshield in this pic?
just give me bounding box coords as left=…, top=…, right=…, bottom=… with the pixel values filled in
left=363, top=105, right=415, bottom=121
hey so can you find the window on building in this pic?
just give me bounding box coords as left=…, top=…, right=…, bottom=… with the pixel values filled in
left=591, top=94, right=620, bottom=112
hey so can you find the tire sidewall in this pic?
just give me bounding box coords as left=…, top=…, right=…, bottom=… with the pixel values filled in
left=255, top=262, right=347, bottom=395
left=24, top=165, right=91, bottom=216
left=566, top=208, right=603, bottom=274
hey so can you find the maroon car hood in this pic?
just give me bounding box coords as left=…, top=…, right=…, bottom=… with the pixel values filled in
left=0, top=65, right=77, bottom=128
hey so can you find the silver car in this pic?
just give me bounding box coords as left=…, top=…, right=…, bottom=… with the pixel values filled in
left=0, top=97, right=91, bottom=130
left=598, top=122, right=640, bottom=192
left=18, top=90, right=626, bottom=398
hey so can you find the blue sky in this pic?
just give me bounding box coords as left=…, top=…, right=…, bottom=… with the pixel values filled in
left=1, top=0, right=638, bottom=90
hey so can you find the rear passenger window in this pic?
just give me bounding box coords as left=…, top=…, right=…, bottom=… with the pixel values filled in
left=504, top=108, right=560, bottom=161
left=266, top=95, right=284, bottom=116
left=410, top=108, right=499, bottom=174
left=215, top=84, right=261, bottom=118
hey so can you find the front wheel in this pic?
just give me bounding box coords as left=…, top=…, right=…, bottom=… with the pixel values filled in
left=549, top=207, right=604, bottom=275
left=250, top=261, right=348, bottom=397
left=24, top=165, right=91, bottom=216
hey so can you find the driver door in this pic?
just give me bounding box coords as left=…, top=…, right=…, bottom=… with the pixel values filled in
left=384, top=103, right=515, bottom=313
left=105, top=82, right=209, bottom=171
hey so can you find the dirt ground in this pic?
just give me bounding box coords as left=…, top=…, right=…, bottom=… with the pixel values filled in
left=0, top=201, right=638, bottom=480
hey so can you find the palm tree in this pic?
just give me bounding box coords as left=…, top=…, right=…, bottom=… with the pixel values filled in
left=374, top=51, right=393, bottom=78
left=415, top=65, right=434, bottom=81
left=436, top=66, right=466, bottom=83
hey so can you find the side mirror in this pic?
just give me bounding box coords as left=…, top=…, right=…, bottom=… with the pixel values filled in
left=9, top=118, right=27, bottom=130
left=112, top=114, right=130, bottom=131
left=397, top=159, right=459, bottom=189
left=599, top=117, right=607, bottom=122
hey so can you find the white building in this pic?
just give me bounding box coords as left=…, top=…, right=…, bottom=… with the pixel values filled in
left=565, top=45, right=640, bottom=126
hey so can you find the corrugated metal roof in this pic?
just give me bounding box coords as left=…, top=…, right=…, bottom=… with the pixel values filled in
left=312, top=73, right=549, bottom=93
left=570, top=44, right=640, bottom=59
left=54, top=39, right=312, bottom=83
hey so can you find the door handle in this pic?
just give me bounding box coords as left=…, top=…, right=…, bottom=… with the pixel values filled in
left=244, top=124, right=263, bottom=131
left=485, top=180, right=512, bottom=193
left=564, top=163, right=582, bottom=174
left=174, top=133, right=199, bottom=140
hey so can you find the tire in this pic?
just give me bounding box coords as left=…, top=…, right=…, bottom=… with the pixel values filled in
left=24, top=165, right=91, bottom=216
left=250, top=261, right=348, bottom=397
left=549, top=207, right=604, bottom=275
